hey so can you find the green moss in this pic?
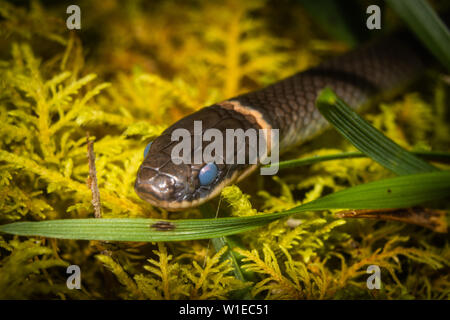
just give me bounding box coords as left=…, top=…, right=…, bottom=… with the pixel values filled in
left=0, top=0, right=448, bottom=299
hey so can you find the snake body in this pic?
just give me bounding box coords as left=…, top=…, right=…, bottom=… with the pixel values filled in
left=135, top=32, right=427, bottom=210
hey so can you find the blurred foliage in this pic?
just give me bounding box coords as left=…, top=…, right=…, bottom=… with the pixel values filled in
left=0, top=0, right=448, bottom=299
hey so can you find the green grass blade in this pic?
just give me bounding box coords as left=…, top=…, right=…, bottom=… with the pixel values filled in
left=316, top=88, right=438, bottom=175
left=267, top=151, right=450, bottom=170
left=386, top=0, right=450, bottom=71
left=199, top=203, right=252, bottom=299
left=1, top=171, right=448, bottom=242
left=211, top=237, right=253, bottom=299
left=290, top=171, right=450, bottom=212
left=0, top=215, right=285, bottom=242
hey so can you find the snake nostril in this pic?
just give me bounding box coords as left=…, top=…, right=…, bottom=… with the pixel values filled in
left=135, top=167, right=178, bottom=202
left=151, top=175, right=176, bottom=196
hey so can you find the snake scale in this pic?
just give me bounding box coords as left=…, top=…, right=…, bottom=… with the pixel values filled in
left=135, top=32, right=428, bottom=210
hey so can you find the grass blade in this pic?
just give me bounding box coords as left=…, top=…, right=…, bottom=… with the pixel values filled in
left=268, top=151, right=450, bottom=170
left=199, top=203, right=252, bottom=299
left=386, top=0, right=450, bottom=71
left=291, top=171, right=449, bottom=212
left=316, top=88, right=438, bottom=175
left=1, top=171, right=448, bottom=242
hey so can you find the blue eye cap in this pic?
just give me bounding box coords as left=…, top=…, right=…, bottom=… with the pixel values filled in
left=199, top=162, right=218, bottom=186
left=143, top=141, right=153, bottom=158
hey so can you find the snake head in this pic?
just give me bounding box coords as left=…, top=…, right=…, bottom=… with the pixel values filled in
left=134, top=105, right=259, bottom=211
left=134, top=132, right=227, bottom=210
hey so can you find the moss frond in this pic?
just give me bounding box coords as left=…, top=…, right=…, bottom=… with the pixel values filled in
left=0, top=238, right=69, bottom=299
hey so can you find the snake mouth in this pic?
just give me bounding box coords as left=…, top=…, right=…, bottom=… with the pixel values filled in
left=135, top=181, right=214, bottom=211
left=135, top=192, right=208, bottom=211
left=134, top=180, right=207, bottom=211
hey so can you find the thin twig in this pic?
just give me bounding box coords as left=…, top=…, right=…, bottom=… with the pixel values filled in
left=86, top=132, right=111, bottom=255
left=336, top=207, right=448, bottom=233
left=86, top=132, right=102, bottom=218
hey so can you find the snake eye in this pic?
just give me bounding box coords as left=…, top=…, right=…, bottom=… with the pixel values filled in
left=143, top=141, right=153, bottom=158
left=199, top=163, right=218, bottom=186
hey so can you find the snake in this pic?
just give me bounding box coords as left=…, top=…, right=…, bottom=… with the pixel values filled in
left=134, top=32, right=428, bottom=211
